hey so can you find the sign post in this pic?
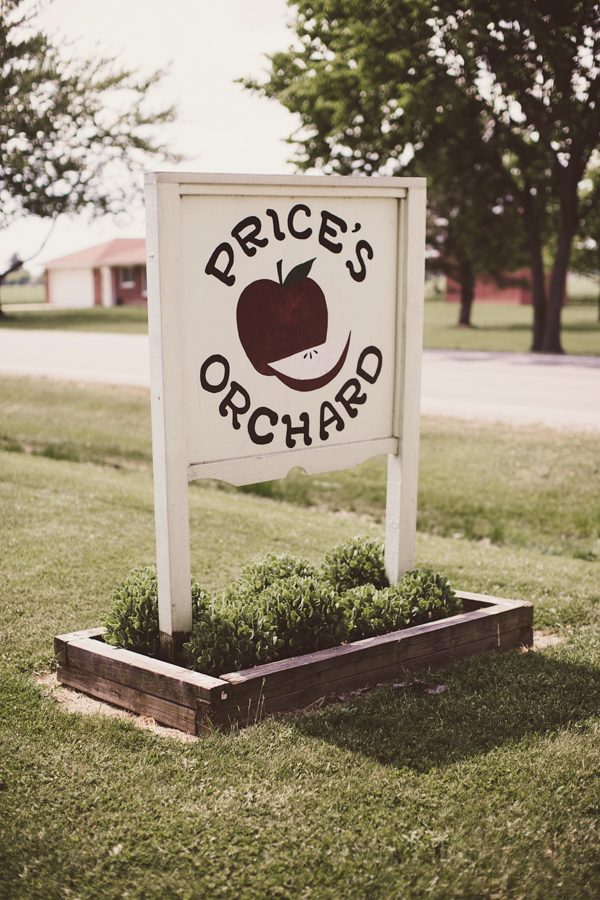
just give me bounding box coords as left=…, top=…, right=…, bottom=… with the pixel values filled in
left=144, top=173, right=426, bottom=661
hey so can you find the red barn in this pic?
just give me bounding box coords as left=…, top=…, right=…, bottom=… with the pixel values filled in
left=446, top=268, right=534, bottom=304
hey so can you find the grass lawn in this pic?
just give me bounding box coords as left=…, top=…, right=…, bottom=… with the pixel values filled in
left=0, top=283, right=45, bottom=305
left=0, top=305, right=148, bottom=333
left=424, top=300, right=600, bottom=356
left=1, top=376, right=599, bottom=897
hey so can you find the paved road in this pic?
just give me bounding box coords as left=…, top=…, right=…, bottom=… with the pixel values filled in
left=0, top=329, right=598, bottom=430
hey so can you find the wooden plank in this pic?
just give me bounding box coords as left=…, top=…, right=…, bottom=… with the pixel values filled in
left=187, top=437, right=398, bottom=485
left=456, top=590, right=533, bottom=610
left=65, top=637, right=230, bottom=705
left=54, top=591, right=532, bottom=733
left=385, top=184, right=426, bottom=582
left=204, top=623, right=533, bottom=728
left=54, top=627, right=104, bottom=665
left=150, top=170, right=423, bottom=191
left=220, top=602, right=531, bottom=697
left=223, top=612, right=528, bottom=706
left=145, top=177, right=193, bottom=653
left=57, top=665, right=197, bottom=734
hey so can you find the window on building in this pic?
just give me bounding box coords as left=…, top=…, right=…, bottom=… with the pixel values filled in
left=140, top=266, right=147, bottom=296
left=120, top=266, right=135, bottom=287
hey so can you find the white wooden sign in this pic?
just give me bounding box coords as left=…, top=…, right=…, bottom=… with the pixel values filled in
left=144, top=173, right=426, bottom=658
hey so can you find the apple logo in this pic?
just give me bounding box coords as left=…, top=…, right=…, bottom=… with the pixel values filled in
left=236, top=258, right=351, bottom=392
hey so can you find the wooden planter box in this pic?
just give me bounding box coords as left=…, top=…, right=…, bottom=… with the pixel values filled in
left=55, top=591, right=532, bottom=735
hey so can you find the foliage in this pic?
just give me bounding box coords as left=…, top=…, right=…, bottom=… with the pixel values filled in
left=105, top=549, right=459, bottom=676
left=0, top=0, right=177, bottom=233
left=103, top=565, right=160, bottom=656
left=397, top=568, right=460, bottom=626
left=186, top=557, right=346, bottom=675
left=572, top=156, right=600, bottom=317
left=342, top=583, right=408, bottom=639
left=247, top=0, right=600, bottom=351
left=255, top=574, right=348, bottom=659
left=342, top=570, right=459, bottom=640
left=234, top=552, right=317, bottom=596
left=321, top=536, right=388, bottom=594
left=183, top=603, right=272, bottom=676
left=103, top=566, right=211, bottom=658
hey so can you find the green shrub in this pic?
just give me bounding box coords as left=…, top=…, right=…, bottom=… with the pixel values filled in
left=186, top=564, right=347, bottom=675
left=236, top=553, right=317, bottom=595
left=342, top=583, right=409, bottom=640
left=103, top=566, right=212, bottom=658
left=341, top=568, right=459, bottom=640
left=104, top=554, right=459, bottom=677
left=398, top=568, right=461, bottom=625
left=183, top=603, right=277, bottom=676
left=103, top=566, right=160, bottom=656
left=256, top=574, right=349, bottom=659
left=321, top=536, right=388, bottom=594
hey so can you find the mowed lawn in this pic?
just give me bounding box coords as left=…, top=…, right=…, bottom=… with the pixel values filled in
left=1, top=298, right=599, bottom=354
left=1, top=375, right=599, bottom=898
left=425, top=299, right=600, bottom=355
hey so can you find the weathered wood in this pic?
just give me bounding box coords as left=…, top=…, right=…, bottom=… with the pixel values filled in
left=219, top=603, right=531, bottom=700
left=200, top=623, right=533, bottom=728
left=57, top=665, right=197, bottom=734
left=55, top=591, right=533, bottom=733
left=54, top=627, right=105, bottom=665
left=64, top=637, right=230, bottom=705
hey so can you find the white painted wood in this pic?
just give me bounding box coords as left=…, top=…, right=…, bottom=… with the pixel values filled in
left=385, top=185, right=427, bottom=584
left=145, top=175, right=193, bottom=638
left=153, top=170, right=425, bottom=190
left=188, top=437, right=398, bottom=485
left=144, top=172, right=427, bottom=639
left=180, top=185, right=408, bottom=199
left=181, top=191, right=398, bottom=478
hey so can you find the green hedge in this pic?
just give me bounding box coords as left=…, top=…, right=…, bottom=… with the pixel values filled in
left=103, top=539, right=460, bottom=676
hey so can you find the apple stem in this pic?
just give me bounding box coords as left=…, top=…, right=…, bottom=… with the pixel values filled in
left=276, top=259, right=284, bottom=286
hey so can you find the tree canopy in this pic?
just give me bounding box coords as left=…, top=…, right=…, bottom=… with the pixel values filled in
left=247, top=0, right=600, bottom=352
left=0, top=0, right=177, bottom=236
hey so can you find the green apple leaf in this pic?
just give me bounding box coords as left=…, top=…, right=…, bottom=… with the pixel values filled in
left=283, top=258, right=316, bottom=287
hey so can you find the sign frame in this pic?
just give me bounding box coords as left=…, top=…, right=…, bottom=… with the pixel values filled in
left=144, top=172, right=426, bottom=660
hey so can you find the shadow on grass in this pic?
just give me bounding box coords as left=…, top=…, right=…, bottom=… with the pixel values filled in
left=293, top=644, right=600, bottom=772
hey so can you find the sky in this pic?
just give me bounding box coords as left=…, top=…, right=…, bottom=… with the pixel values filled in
left=1, top=0, right=300, bottom=272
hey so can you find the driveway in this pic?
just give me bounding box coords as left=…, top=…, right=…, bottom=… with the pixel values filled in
left=0, top=329, right=598, bottom=431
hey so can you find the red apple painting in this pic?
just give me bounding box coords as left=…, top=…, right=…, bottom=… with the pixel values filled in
left=236, top=259, right=351, bottom=392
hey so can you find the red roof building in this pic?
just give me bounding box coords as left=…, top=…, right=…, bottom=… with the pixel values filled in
left=446, top=268, right=534, bottom=304
left=45, top=239, right=147, bottom=308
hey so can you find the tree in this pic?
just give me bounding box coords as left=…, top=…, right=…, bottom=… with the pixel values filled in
left=571, top=158, right=600, bottom=320
left=0, top=0, right=178, bottom=313
left=413, top=97, right=528, bottom=326
left=246, top=0, right=600, bottom=353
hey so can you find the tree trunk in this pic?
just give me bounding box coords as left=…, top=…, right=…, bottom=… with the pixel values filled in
left=457, top=258, right=475, bottom=326
left=522, top=192, right=546, bottom=351
left=540, top=168, right=580, bottom=354
left=597, top=250, right=600, bottom=323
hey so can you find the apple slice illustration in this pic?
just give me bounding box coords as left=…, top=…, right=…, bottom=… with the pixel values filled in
left=267, top=331, right=351, bottom=392
left=236, top=259, right=351, bottom=392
